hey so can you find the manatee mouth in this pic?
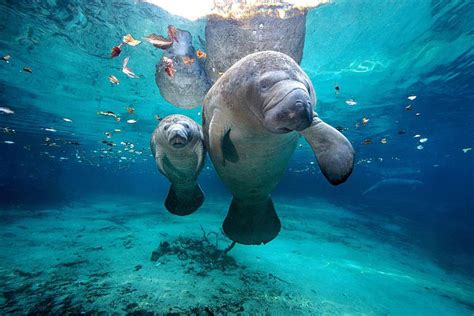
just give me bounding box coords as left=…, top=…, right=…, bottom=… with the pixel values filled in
left=170, top=135, right=188, bottom=148
left=168, top=128, right=190, bottom=148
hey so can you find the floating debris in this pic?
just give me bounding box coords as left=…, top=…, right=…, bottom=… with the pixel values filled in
left=108, top=75, right=120, bottom=84
left=362, top=117, right=369, bottom=125
left=3, top=140, right=14, bottom=144
left=462, top=147, right=472, bottom=153
left=102, top=140, right=115, bottom=146
left=335, top=126, right=348, bottom=132
left=417, top=145, right=424, bottom=150
left=44, top=128, right=57, bottom=132
left=126, top=119, right=137, bottom=124
left=0, top=107, right=14, bottom=114
left=334, top=84, right=340, bottom=94
left=122, top=34, right=141, bottom=46
left=122, top=57, right=138, bottom=78
left=23, top=67, right=32, bottom=73
left=167, top=25, right=179, bottom=43
left=1, top=127, right=15, bottom=134
left=105, top=132, right=112, bottom=138
left=144, top=33, right=173, bottom=49
left=408, top=95, right=417, bottom=101
left=380, top=138, right=388, bottom=144
left=413, top=134, right=421, bottom=138
left=63, top=118, right=73, bottom=123
left=405, top=104, right=413, bottom=111
left=415, top=112, right=421, bottom=116
left=196, top=49, right=207, bottom=59
left=154, top=115, right=163, bottom=121
left=111, top=43, right=123, bottom=58
left=398, top=130, right=406, bottom=134
left=1, top=55, right=10, bottom=63
left=182, top=56, right=195, bottom=65
left=419, top=138, right=428, bottom=143
left=163, top=56, right=176, bottom=77
left=345, top=99, right=357, bottom=106
left=97, top=111, right=120, bottom=121
left=362, top=138, right=372, bottom=145
left=114, top=128, right=121, bottom=133
left=127, top=106, right=135, bottom=114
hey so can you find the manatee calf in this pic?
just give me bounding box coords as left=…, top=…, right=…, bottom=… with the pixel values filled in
left=150, top=115, right=206, bottom=215
left=155, top=28, right=210, bottom=109
left=203, top=51, right=354, bottom=245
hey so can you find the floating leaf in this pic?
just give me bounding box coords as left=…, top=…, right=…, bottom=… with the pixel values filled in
left=144, top=33, right=173, bottom=49
left=111, top=43, right=123, bottom=58
left=167, top=25, right=179, bottom=43
left=345, top=99, right=357, bottom=106
left=196, top=49, right=207, bottom=59
left=123, top=34, right=141, bottom=46
left=122, top=57, right=139, bottom=78
left=108, top=75, right=120, bottom=84
left=182, top=56, right=195, bottom=65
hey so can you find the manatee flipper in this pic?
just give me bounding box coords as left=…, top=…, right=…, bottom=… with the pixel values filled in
left=208, top=109, right=230, bottom=167
left=165, top=184, right=204, bottom=216
left=153, top=147, right=167, bottom=177
left=300, top=113, right=355, bottom=185
left=222, top=196, right=281, bottom=245
left=193, top=140, right=205, bottom=173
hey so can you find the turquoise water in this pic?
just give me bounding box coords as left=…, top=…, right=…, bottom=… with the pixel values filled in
left=1, top=0, right=473, bottom=314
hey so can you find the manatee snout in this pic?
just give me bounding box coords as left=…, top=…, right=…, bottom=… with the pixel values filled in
left=168, top=126, right=190, bottom=148
left=264, top=87, right=313, bottom=133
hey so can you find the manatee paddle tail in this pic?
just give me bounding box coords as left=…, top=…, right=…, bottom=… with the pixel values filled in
left=164, top=183, right=204, bottom=216
left=222, top=196, right=281, bottom=245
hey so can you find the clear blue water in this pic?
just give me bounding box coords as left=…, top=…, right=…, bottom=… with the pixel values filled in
left=0, top=0, right=473, bottom=314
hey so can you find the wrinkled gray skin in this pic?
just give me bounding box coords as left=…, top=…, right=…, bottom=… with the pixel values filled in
left=155, top=29, right=211, bottom=109
left=151, top=115, right=206, bottom=215
left=203, top=51, right=354, bottom=245
left=205, top=11, right=306, bottom=83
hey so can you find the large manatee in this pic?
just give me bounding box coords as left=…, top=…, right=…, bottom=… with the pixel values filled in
left=151, top=115, right=206, bottom=215
left=155, top=28, right=211, bottom=109
left=205, top=4, right=309, bottom=83
left=203, top=51, right=354, bottom=245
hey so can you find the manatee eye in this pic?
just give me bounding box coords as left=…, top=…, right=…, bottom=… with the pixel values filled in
left=260, top=78, right=273, bottom=91
left=182, top=122, right=190, bottom=129
left=163, top=124, right=170, bottom=131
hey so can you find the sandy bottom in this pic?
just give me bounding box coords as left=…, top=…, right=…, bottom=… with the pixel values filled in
left=1, top=195, right=473, bottom=315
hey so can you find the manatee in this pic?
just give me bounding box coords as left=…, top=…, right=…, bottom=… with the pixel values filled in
left=150, top=115, right=206, bottom=215
left=363, top=179, right=424, bottom=196
left=205, top=5, right=307, bottom=83
left=155, top=28, right=211, bottom=109
left=203, top=51, right=354, bottom=245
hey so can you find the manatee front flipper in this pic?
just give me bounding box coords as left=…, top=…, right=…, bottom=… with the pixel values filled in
left=222, top=196, right=281, bottom=245
left=300, top=113, right=355, bottom=185
left=165, top=183, right=204, bottom=216
left=208, top=109, right=230, bottom=167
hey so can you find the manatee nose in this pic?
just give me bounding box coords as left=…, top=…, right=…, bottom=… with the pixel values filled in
left=283, top=100, right=313, bottom=131
left=169, top=129, right=189, bottom=148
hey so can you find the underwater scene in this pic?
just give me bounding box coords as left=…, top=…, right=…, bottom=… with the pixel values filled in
left=0, top=0, right=473, bottom=314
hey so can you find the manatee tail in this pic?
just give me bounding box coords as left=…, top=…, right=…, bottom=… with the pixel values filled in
left=164, top=183, right=204, bottom=216
left=222, top=196, right=281, bottom=245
